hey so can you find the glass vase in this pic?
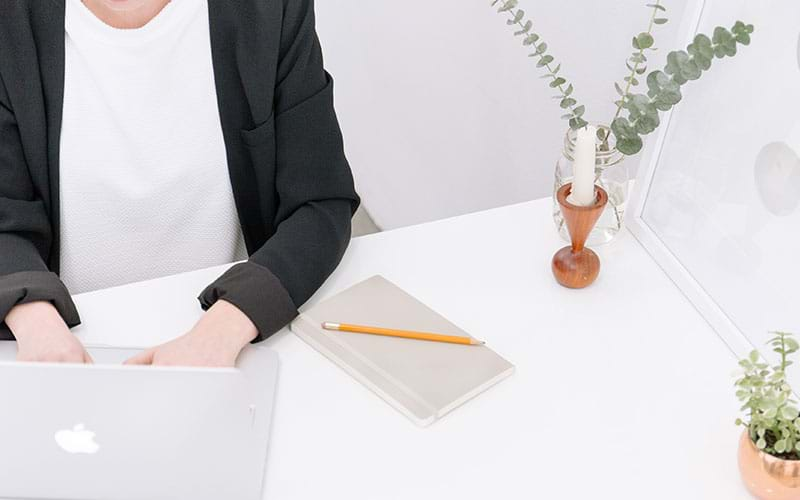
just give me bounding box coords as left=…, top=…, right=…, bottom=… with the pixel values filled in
left=552, top=124, right=628, bottom=246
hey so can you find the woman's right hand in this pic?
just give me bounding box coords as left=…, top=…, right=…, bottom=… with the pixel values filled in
left=6, top=301, right=93, bottom=363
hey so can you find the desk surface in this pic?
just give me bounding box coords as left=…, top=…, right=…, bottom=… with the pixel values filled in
left=72, top=197, right=750, bottom=499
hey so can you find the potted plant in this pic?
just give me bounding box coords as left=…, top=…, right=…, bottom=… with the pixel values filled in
left=489, top=1, right=754, bottom=244
left=735, top=331, right=800, bottom=499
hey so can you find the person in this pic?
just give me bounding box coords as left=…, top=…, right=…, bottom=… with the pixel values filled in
left=0, top=0, right=359, bottom=367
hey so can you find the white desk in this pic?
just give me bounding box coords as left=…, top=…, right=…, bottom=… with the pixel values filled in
left=71, top=197, right=750, bottom=499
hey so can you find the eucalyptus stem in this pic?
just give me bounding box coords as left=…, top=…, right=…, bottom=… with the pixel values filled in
left=491, top=0, right=587, bottom=130
left=503, top=9, right=577, bottom=116
left=611, top=1, right=663, bottom=126
left=610, top=20, right=753, bottom=155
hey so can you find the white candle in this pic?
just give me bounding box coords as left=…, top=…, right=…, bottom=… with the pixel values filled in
left=568, top=125, right=598, bottom=207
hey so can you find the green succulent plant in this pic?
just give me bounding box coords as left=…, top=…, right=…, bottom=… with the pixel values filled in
left=735, top=332, right=800, bottom=461
left=490, top=1, right=754, bottom=157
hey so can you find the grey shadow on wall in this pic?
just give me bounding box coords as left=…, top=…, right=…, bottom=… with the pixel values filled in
left=754, top=142, right=800, bottom=217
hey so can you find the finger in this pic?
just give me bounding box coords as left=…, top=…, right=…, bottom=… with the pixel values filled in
left=84, top=350, right=94, bottom=364
left=124, top=349, right=155, bottom=365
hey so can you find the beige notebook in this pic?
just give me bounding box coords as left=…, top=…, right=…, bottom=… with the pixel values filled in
left=290, top=275, right=515, bottom=426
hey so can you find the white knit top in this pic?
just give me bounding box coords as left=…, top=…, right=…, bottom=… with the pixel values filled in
left=59, top=0, right=247, bottom=294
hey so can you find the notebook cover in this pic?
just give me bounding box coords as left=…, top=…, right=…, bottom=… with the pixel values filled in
left=289, top=275, right=515, bottom=426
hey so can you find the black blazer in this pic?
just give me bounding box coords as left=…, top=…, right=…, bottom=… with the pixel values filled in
left=0, top=0, right=360, bottom=341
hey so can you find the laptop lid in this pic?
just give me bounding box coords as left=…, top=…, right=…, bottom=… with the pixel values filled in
left=0, top=344, right=278, bottom=500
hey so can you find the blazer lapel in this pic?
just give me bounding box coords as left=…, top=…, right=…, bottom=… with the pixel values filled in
left=207, top=0, right=278, bottom=253
left=33, top=0, right=67, bottom=272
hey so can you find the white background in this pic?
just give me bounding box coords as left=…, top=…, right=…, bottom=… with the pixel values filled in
left=315, top=0, right=690, bottom=229
left=637, top=0, right=800, bottom=371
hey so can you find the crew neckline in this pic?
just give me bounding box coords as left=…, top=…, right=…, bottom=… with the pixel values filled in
left=65, top=0, right=196, bottom=46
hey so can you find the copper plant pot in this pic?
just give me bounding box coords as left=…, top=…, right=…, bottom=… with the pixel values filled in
left=739, top=431, right=800, bottom=499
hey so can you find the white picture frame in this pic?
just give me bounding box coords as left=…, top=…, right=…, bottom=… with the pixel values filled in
left=627, top=0, right=799, bottom=361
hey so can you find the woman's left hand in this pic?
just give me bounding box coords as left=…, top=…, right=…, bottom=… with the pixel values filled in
left=124, top=300, right=258, bottom=367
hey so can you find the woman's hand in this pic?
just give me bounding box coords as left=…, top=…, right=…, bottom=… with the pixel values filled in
left=6, top=301, right=93, bottom=363
left=124, top=300, right=258, bottom=368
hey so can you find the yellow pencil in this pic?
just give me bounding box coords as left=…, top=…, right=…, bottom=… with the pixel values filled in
left=321, top=322, right=485, bottom=346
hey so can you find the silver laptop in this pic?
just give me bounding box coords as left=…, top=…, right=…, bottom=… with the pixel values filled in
left=0, top=342, right=278, bottom=500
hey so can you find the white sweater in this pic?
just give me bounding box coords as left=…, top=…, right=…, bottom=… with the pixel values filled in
left=59, top=0, right=247, bottom=294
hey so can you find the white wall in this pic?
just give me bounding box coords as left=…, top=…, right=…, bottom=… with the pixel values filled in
left=315, top=1, right=691, bottom=230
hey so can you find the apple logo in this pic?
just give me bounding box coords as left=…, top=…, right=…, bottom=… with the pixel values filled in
left=54, top=424, right=100, bottom=454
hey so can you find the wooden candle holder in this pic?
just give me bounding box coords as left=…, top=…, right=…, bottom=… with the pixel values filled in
left=551, top=183, right=609, bottom=289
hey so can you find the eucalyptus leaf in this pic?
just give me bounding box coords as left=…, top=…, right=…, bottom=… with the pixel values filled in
left=560, top=97, right=577, bottom=109
left=536, top=55, right=555, bottom=67
left=636, top=32, right=655, bottom=49
left=523, top=33, right=540, bottom=46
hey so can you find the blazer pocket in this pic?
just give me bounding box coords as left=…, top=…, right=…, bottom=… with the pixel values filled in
left=240, top=113, right=276, bottom=147
left=240, top=113, right=279, bottom=225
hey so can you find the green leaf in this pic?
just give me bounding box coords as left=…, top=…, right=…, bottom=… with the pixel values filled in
left=615, top=82, right=625, bottom=96
left=523, top=33, right=540, bottom=46
left=687, top=41, right=713, bottom=72
left=535, top=42, right=548, bottom=55
left=617, top=135, right=644, bottom=155
left=560, top=97, right=577, bottom=109
left=564, top=84, right=574, bottom=96
left=781, top=406, right=800, bottom=420
left=734, top=31, right=751, bottom=46
left=550, top=77, right=567, bottom=88
left=634, top=114, right=659, bottom=135
left=514, top=20, right=533, bottom=36
left=611, top=117, right=644, bottom=155
left=507, top=10, right=524, bottom=25
left=636, top=32, right=655, bottom=50
left=611, top=117, right=634, bottom=138
left=646, top=70, right=682, bottom=109
left=665, top=50, right=691, bottom=77
left=497, top=0, right=517, bottom=13
left=572, top=105, right=585, bottom=118
left=712, top=27, right=737, bottom=57
left=646, top=3, right=666, bottom=11
left=624, top=76, right=640, bottom=86
left=536, top=54, right=554, bottom=67
left=569, top=118, right=589, bottom=130
left=654, top=18, right=668, bottom=25
left=732, top=20, right=754, bottom=36
left=775, top=439, right=787, bottom=453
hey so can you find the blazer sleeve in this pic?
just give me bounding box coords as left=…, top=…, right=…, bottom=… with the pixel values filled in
left=0, top=74, right=81, bottom=337
left=198, top=0, right=360, bottom=342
